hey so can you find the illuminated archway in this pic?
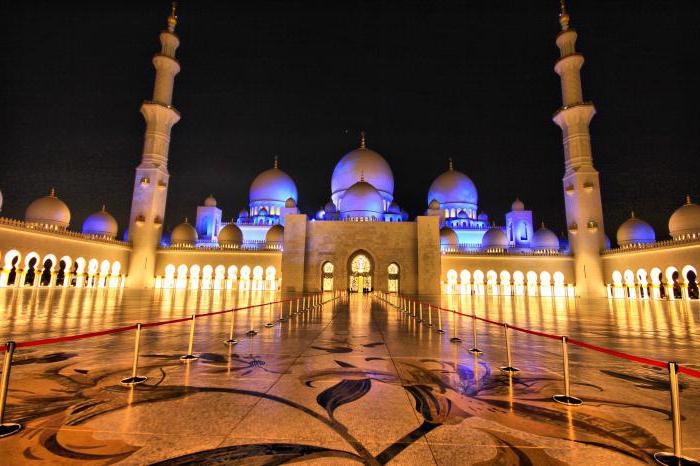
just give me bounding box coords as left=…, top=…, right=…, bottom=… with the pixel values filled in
left=348, top=251, right=372, bottom=293
left=387, top=263, right=399, bottom=293
left=322, top=262, right=334, bottom=291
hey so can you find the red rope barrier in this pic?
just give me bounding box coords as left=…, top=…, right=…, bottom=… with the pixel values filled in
left=0, top=294, right=326, bottom=353
left=393, top=297, right=700, bottom=379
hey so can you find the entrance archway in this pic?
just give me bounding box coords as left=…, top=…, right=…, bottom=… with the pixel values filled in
left=322, top=262, right=334, bottom=291
left=348, top=252, right=372, bottom=293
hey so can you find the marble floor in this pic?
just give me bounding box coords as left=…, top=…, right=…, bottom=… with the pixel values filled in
left=0, top=288, right=699, bottom=465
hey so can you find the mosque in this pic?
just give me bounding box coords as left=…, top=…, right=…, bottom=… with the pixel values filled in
left=1, top=4, right=699, bottom=300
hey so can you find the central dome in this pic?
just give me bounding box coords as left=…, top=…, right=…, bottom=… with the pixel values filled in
left=331, top=136, right=394, bottom=204
left=428, top=163, right=477, bottom=207
left=339, top=180, right=384, bottom=218
left=249, top=161, right=298, bottom=204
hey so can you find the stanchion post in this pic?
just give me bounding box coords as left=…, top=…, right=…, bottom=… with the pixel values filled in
left=181, top=314, right=199, bottom=361
left=121, top=324, right=148, bottom=385
left=426, top=303, right=433, bottom=327
left=468, top=315, right=483, bottom=355
left=225, top=309, right=238, bottom=345
left=450, top=310, right=462, bottom=343
left=436, top=306, right=445, bottom=333
left=418, top=303, right=423, bottom=323
left=654, top=361, right=699, bottom=465
left=0, top=341, right=22, bottom=438
left=552, top=336, right=581, bottom=405
left=499, top=323, right=519, bottom=373
left=265, top=303, right=274, bottom=328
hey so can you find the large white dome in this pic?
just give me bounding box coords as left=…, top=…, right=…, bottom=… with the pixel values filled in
left=331, top=138, right=394, bottom=204
left=249, top=163, right=298, bottom=204
left=25, top=189, right=71, bottom=228
left=428, top=163, right=478, bottom=207
left=82, top=206, right=118, bottom=238
left=617, top=212, right=655, bottom=246
left=669, top=196, right=700, bottom=239
left=339, top=180, right=384, bottom=218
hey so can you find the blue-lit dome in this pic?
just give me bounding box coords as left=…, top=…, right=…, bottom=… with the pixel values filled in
left=331, top=137, right=394, bottom=205
left=249, top=165, right=298, bottom=204
left=532, top=224, right=560, bottom=250
left=428, top=162, right=477, bottom=207
left=481, top=227, right=508, bottom=249
left=617, top=212, right=655, bottom=246
left=82, top=206, right=118, bottom=238
left=339, top=180, right=384, bottom=219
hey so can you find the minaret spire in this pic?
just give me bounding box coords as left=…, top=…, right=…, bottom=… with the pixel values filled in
left=273, top=155, right=279, bottom=169
left=448, top=158, right=453, bottom=171
left=167, top=2, right=178, bottom=33
left=359, top=131, right=367, bottom=149
left=127, top=5, right=183, bottom=288
left=559, top=0, right=570, bottom=31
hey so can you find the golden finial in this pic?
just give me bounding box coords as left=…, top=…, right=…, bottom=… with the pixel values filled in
left=559, top=0, right=570, bottom=31
left=359, top=131, right=367, bottom=149
left=184, top=217, right=189, bottom=223
left=167, top=2, right=178, bottom=33
left=630, top=210, right=635, bottom=218
left=273, top=155, right=279, bottom=169
left=101, top=204, right=106, bottom=212
left=49, top=187, right=56, bottom=197
left=448, top=158, right=454, bottom=171
left=541, top=221, right=546, bottom=228
left=686, top=194, right=692, bottom=205
left=360, top=170, right=365, bottom=182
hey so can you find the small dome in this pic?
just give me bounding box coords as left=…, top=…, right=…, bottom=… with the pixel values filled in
left=249, top=161, right=298, bottom=204
left=265, top=224, right=284, bottom=243
left=617, top=212, right=655, bottom=246
left=25, top=189, right=71, bottom=228
left=218, top=223, right=243, bottom=244
left=259, top=207, right=268, bottom=216
left=440, top=227, right=458, bottom=248
left=428, top=162, right=478, bottom=206
left=477, top=213, right=488, bottom=222
left=669, top=196, right=700, bottom=239
left=457, top=210, right=468, bottom=219
left=339, top=180, right=384, bottom=217
left=204, top=195, right=217, bottom=207
left=331, top=136, right=394, bottom=202
left=82, top=206, right=118, bottom=237
left=482, top=227, right=508, bottom=249
left=532, top=224, right=560, bottom=250
left=428, top=199, right=440, bottom=210
left=388, top=201, right=401, bottom=214
left=171, top=220, right=198, bottom=245
left=239, top=209, right=249, bottom=218
left=511, top=198, right=525, bottom=211
left=285, top=197, right=296, bottom=208
left=324, top=201, right=337, bottom=213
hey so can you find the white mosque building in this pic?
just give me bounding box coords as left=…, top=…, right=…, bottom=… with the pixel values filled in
left=1, top=4, right=699, bottom=300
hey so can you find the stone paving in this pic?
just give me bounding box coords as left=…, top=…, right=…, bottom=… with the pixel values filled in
left=0, top=288, right=699, bottom=464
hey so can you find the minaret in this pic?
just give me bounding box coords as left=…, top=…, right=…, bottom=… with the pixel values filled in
left=552, top=1, right=606, bottom=297
left=127, top=3, right=181, bottom=287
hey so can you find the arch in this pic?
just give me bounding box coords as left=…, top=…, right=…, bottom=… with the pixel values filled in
left=513, top=271, right=525, bottom=285
left=553, top=271, right=565, bottom=286
left=88, top=259, right=99, bottom=275
left=387, top=262, right=400, bottom=293
left=650, top=267, right=662, bottom=285
left=164, top=264, right=176, bottom=288
left=215, top=265, right=226, bottom=279
left=23, top=253, right=40, bottom=287
left=446, top=269, right=458, bottom=284
left=460, top=269, right=471, bottom=285
left=240, top=265, right=251, bottom=279
left=40, top=255, right=57, bottom=287
left=41, top=254, right=58, bottom=271
left=100, top=260, right=111, bottom=275
left=665, top=266, right=681, bottom=299
left=201, top=265, right=214, bottom=290
left=24, top=251, right=41, bottom=269
left=499, top=270, right=511, bottom=284
left=265, top=266, right=276, bottom=280
left=322, top=262, right=335, bottom=291
left=111, top=261, right=121, bottom=275
left=3, top=250, right=22, bottom=268
left=176, top=264, right=188, bottom=289
left=612, top=270, right=623, bottom=286
left=683, top=265, right=698, bottom=299
left=253, top=266, right=263, bottom=280
left=473, top=269, right=484, bottom=284
left=348, top=250, right=374, bottom=293
left=526, top=271, right=538, bottom=285
left=486, top=270, right=498, bottom=284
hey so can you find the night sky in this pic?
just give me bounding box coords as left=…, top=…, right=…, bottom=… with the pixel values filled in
left=1, top=1, right=699, bottom=244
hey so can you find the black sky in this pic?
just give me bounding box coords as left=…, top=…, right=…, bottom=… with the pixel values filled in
left=1, top=1, right=699, bottom=243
